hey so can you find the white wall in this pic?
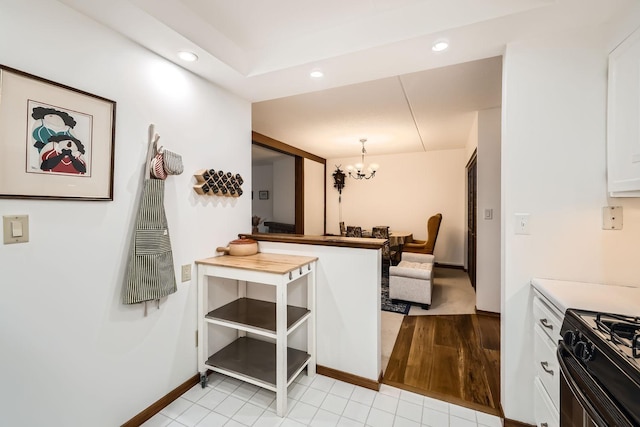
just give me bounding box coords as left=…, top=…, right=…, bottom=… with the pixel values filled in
left=501, top=19, right=640, bottom=423
left=258, top=241, right=382, bottom=382
left=252, top=164, right=273, bottom=232
left=272, top=156, right=295, bottom=224
left=0, top=1, right=251, bottom=426
left=304, top=158, right=326, bottom=235
left=476, top=108, right=502, bottom=313
left=327, top=150, right=466, bottom=266
left=465, top=112, right=479, bottom=163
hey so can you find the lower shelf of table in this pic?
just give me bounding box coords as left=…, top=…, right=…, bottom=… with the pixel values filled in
left=205, top=336, right=310, bottom=389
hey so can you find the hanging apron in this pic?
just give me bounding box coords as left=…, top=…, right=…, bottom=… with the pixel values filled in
left=123, top=134, right=177, bottom=305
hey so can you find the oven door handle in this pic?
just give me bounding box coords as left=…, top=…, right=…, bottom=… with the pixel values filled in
left=557, top=341, right=633, bottom=427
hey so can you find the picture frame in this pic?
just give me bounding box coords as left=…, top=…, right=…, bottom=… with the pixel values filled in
left=0, top=64, right=116, bottom=201
left=259, top=190, right=269, bottom=200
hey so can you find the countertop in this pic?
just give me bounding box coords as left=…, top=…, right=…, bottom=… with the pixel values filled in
left=531, top=278, right=640, bottom=316
left=239, top=233, right=386, bottom=250
left=196, top=252, right=318, bottom=274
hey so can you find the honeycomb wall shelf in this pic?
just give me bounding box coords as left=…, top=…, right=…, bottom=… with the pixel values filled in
left=193, top=169, right=244, bottom=197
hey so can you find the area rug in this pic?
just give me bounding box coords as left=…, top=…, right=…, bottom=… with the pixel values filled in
left=381, top=265, right=410, bottom=315
left=408, top=266, right=476, bottom=316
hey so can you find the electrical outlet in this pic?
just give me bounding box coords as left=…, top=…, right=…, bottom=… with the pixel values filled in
left=181, top=264, right=191, bottom=282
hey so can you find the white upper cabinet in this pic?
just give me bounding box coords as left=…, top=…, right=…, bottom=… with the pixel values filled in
left=608, top=26, right=640, bottom=197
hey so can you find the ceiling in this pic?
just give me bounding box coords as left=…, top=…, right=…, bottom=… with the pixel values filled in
left=253, top=56, right=502, bottom=158
left=58, top=0, right=634, bottom=159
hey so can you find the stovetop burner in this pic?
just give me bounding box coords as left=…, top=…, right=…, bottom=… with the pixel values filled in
left=595, top=313, right=640, bottom=358
left=561, top=309, right=640, bottom=426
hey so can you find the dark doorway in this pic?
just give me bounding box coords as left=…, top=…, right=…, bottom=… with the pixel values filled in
left=466, top=150, right=477, bottom=289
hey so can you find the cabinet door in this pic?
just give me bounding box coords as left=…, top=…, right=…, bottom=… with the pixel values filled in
left=534, top=324, right=560, bottom=408
left=608, top=27, right=640, bottom=197
left=534, top=377, right=559, bottom=427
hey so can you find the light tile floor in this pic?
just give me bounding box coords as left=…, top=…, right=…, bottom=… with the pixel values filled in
left=142, top=372, right=503, bottom=427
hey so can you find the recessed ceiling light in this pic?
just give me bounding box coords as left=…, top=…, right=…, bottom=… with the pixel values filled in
left=310, top=70, right=324, bottom=78
left=432, top=40, right=449, bottom=52
left=178, top=51, right=198, bottom=62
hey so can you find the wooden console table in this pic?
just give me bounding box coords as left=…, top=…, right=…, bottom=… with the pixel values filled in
left=195, top=252, right=317, bottom=416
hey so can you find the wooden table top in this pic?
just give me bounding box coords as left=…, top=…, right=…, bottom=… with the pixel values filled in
left=195, top=252, right=318, bottom=275
left=390, top=231, right=412, bottom=238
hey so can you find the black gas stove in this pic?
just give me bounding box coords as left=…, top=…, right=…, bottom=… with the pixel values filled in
left=558, top=309, right=640, bottom=426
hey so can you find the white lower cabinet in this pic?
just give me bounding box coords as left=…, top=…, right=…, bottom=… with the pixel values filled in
left=532, top=292, right=563, bottom=426
left=534, top=324, right=559, bottom=406
left=534, top=377, right=559, bottom=427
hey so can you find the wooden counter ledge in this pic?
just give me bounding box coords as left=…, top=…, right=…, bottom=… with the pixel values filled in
left=239, top=233, right=386, bottom=250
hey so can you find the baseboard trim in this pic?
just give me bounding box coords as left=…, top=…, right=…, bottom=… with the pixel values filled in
left=434, top=262, right=465, bottom=270
left=121, top=373, right=200, bottom=427
left=504, top=419, right=534, bottom=427
left=476, top=309, right=501, bottom=318
left=317, top=365, right=380, bottom=391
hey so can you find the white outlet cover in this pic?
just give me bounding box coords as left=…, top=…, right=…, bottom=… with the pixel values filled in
left=514, top=213, right=530, bottom=235
left=602, top=206, right=623, bottom=230
left=181, top=264, right=192, bottom=282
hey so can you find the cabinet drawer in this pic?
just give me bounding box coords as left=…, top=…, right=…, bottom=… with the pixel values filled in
left=534, top=377, right=559, bottom=427
left=534, top=324, right=559, bottom=408
left=533, top=295, right=562, bottom=340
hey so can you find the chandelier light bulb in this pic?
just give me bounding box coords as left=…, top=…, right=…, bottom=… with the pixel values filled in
left=347, top=138, right=378, bottom=180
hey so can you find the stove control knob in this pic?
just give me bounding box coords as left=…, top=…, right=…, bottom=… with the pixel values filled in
left=573, top=341, right=593, bottom=362
left=563, top=330, right=576, bottom=346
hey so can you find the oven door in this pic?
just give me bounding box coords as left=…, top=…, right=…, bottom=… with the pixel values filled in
left=557, top=341, right=634, bottom=427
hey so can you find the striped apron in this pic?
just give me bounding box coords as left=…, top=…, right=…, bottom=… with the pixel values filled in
left=123, top=138, right=177, bottom=305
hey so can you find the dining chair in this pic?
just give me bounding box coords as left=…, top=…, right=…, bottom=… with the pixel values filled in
left=346, top=226, right=362, bottom=237
left=372, top=226, right=399, bottom=264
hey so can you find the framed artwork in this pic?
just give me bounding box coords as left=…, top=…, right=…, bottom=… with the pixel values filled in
left=0, top=64, right=116, bottom=200
left=259, top=190, right=269, bottom=200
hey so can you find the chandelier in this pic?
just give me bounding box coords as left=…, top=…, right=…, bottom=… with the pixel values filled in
left=346, top=138, right=378, bottom=180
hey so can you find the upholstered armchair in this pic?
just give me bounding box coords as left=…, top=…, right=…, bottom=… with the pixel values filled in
left=403, top=213, right=442, bottom=254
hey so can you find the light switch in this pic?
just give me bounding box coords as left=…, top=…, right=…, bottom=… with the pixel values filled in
left=11, top=220, right=23, bottom=237
left=3, top=215, right=29, bottom=244
left=514, top=213, right=530, bottom=235
left=484, top=209, right=493, bottom=220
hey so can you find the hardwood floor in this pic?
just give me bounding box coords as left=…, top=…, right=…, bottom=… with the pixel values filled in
left=383, top=313, right=502, bottom=417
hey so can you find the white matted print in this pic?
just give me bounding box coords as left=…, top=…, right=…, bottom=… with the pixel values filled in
left=0, top=65, right=115, bottom=200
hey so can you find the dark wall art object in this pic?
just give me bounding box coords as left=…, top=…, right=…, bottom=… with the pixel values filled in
left=193, top=169, right=244, bottom=197
left=258, top=190, right=269, bottom=200
left=0, top=64, right=116, bottom=200
left=332, top=166, right=346, bottom=194
left=333, top=165, right=346, bottom=203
